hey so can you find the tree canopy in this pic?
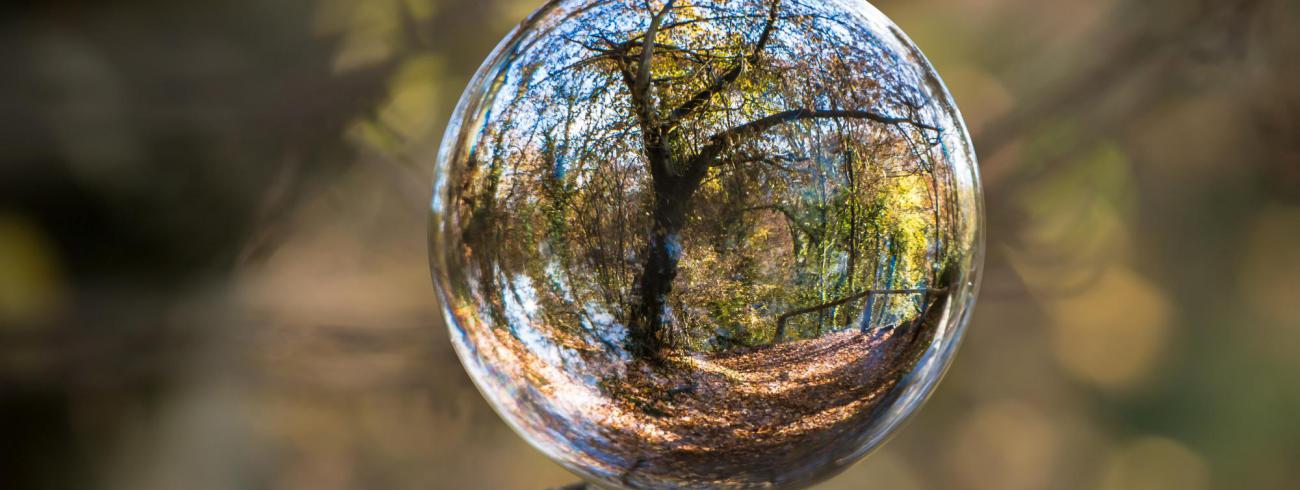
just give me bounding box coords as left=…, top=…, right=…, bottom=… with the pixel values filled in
left=446, top=0, right=969, bottom=361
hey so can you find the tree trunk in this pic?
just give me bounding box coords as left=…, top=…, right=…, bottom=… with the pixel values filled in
left=626, top=170, right=700, bottom=359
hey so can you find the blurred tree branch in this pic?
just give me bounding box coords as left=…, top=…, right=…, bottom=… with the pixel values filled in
left=969, top=0, right=1266, bottom=300
left=977, top=0, right=1264, bottom=191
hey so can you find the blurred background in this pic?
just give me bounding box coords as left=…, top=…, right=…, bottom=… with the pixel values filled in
left=1, top=0, right=1297, bottom=488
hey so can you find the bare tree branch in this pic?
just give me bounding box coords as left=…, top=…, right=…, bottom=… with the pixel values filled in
left=634, top=0, right=678, bottom=103
left=691, top=108, right=936, bottom=170
left=774, top=288, right=936, bottom=342
left=667, top=0, right=783, bottom=124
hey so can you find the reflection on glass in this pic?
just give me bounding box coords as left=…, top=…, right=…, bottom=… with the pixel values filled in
left=430, top=0, right=982, bottom=487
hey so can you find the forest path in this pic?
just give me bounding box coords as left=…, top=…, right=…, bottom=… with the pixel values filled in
left=602, top=317, right=933, bottom=486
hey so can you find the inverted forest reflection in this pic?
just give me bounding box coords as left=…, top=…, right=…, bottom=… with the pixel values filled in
left=432, top=0, right=980, bottom=487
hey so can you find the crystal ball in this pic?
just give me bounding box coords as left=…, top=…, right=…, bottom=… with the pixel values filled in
left=429, top=0, right=982, bottom=487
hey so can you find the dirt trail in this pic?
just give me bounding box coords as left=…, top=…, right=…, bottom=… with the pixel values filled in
left=491, top=295, right=946, bottom=488
left=592, top=305, right=940, bottom=487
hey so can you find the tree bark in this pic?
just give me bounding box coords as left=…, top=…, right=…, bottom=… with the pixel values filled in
left=626, top=168, right=703, bottom=359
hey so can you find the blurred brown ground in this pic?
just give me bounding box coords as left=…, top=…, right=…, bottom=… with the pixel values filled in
left=1, top=0, right=1298, bottom=488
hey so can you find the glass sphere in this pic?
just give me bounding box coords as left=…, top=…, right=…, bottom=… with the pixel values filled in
left=430, top=0, right=982, bottom=488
